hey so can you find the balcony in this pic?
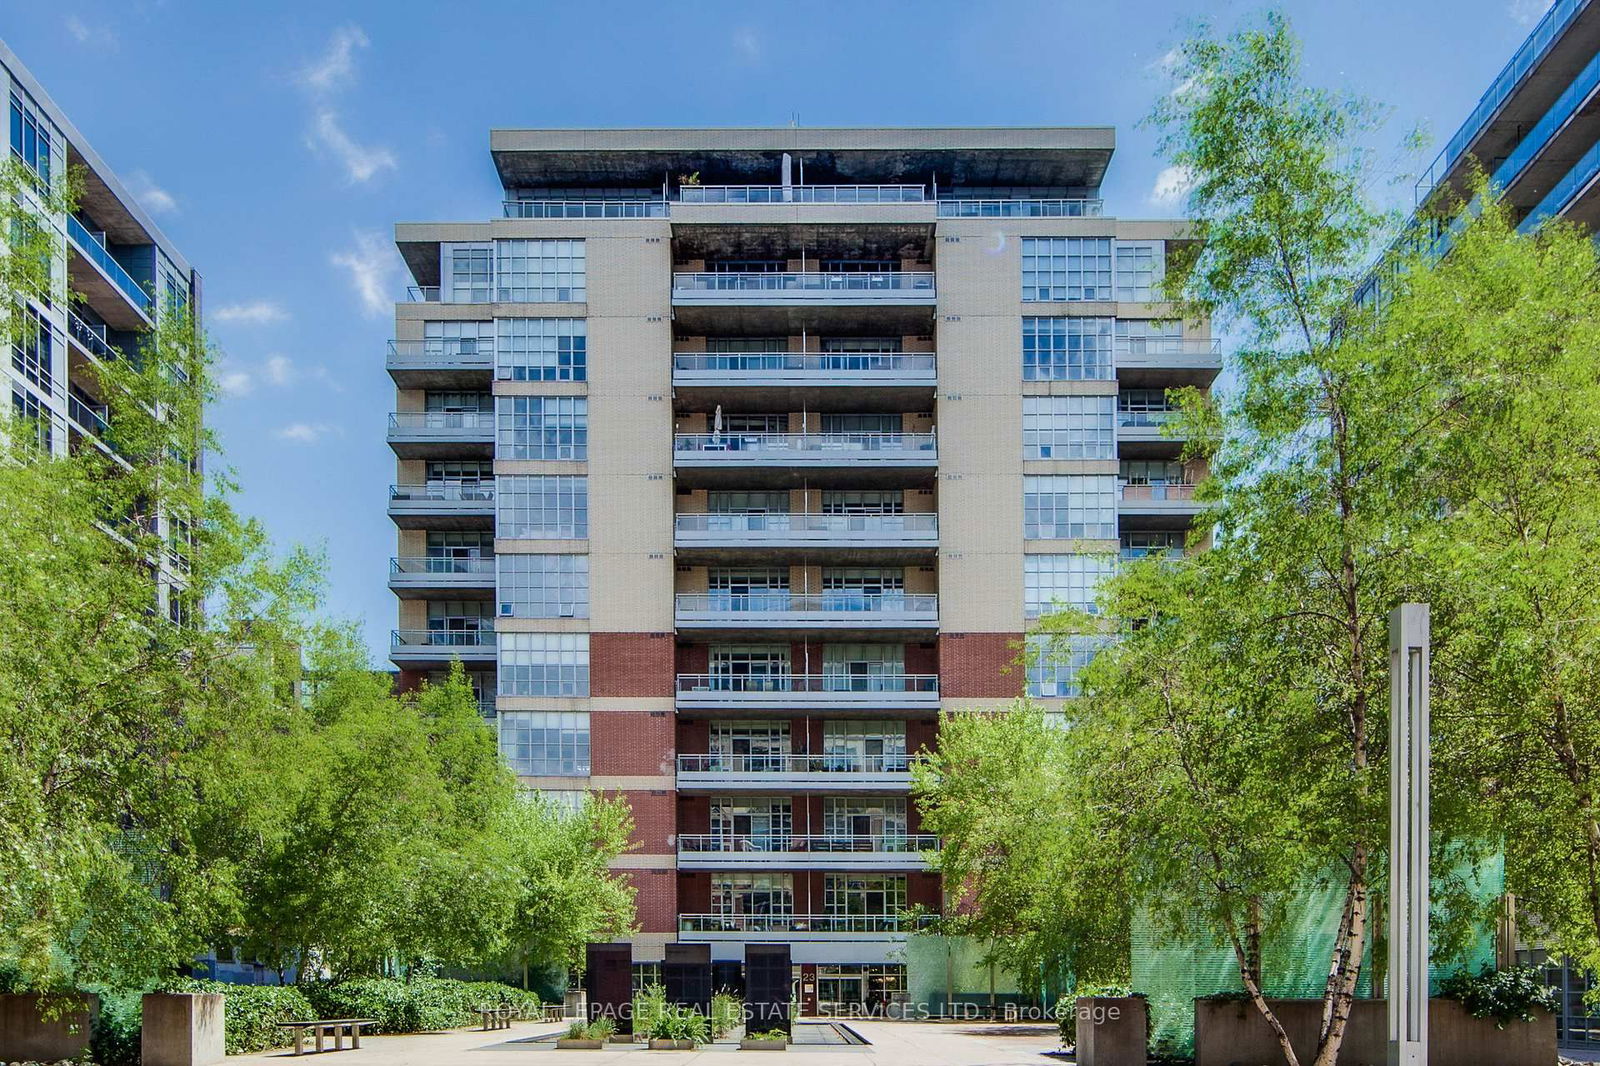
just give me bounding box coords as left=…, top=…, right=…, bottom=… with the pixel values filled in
left=1116, top=408, right=1186, bottom=458
left=390, top=628, right=496, bottom=669
left=675, top=673, right=939, bottom=712
left=673, top=434, right=937, bottom=488
left=386, top=411, right=495, bottom=459
left=386, top=340, right=493, bottom=388
left=936, top=198, right=1104, bottom=218
left=675, top=592, right=937, bottom=634
left=677, top=833, right=939, bottom=871
left=67, top=311, right=119, bottom=364
left=66, top=216, right=153, bottom=328
left=671, top=272, right=935, bottom=306
left=676, top=753, right=916, bottom=793
left=388, top=556, right=496, bottom=598
left=388, top=481, right=495, bottom=530
left=671, top=351, right=936, bottom=412
left=502, top=199, right=667, bottom=218
left=673, top=512, right=937, bottom=564
left=679, top=912, right=931, bottom=936
left=1117, top=481, right=1203, bottom=529
left=679, top=185, right=927, bottom=204
left=1114, top=339, right=1222, bottom=387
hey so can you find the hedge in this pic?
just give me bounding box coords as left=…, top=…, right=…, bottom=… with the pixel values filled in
left=163, top=979, right=316, bottom=1054
left=299, top=978, right=540, bottom=1035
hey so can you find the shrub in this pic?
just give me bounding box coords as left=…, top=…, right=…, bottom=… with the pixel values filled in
left=632, top=982, right=669, bottom=1037
left=746, top=1029, right=788, bottom=1043
left=710, top=991, right=741, bottom=1037
left=164, top=979, right=316, bottom=1055
left=565, top=1021, right=591, bottom=1040
left=643, top=1003, right=709, bottom=1044
left=300, top=977, right=536, bottom=1034
left=88, top=988, right=142, bottom=1066
left=1056, top=984, right=1139, bottom=1048
left=1438, top=966, right=1560, bottom=1028
left=586, top=1016, right=615, bottom=1040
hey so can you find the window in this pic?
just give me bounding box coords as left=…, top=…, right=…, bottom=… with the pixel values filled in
left=498, top=633, right=589, bottom=696
left=823, top=645, right=905, bottom=690
left=821, top=337, right=903, bottom=352
left=1023, top=317, right=1113, bottom=380
left=711, top=797, right=792, bottom=846
left=710, top=721, right=792, bottom=764
left=706, top=337, right=787, bottom=353
left=707, top=567, right=789, bottom=610
left=427, top=459, right=494, bottom=485
left=1022, top=396, right=1114, bottom=459
left=707, top=259, right=784, bottom=273
left=1026, top=634, right=1108, bottom=698
left=12, top=306, right=52, bottom=390
left=1115, top=318, right=1184, bottom=353
left=821, top=413, right=900, bottom=434
left=9, top=91, right=56, bottom=183
left=497, top=476, right=588, bottom=538
left=824, top=874, right=907, bottom=916
left=822, top=797, right=907, bottom=837
left=1121, top=530, right=1186, bottom=560
left=443, top=244, right=493, bottom=302
left=721, top=413, right=788, bottom=433
left=709, top=646, right=790, bottom=690
left=425, top=391, right=491, bottom=412
left=426, top=530, right=493, bottom=560
left=1120, top=459, right=1189, bottom=485
left=707, top=490, right=790, bottom=513
left=822, top=490, right=903, bottom=514
left=497, top=396, right=587, bottom=460
left=11, top=385, right=51, bottom=451
left=1118, top=389, right=1176, bottom=428
left=820, top=259, right=896, bottom=273
left=1022, top=237, right=1112, bottom=301
left=712, top=874, right=794, bottom=916
left=1024, top=475, right=1117, bottom=539
left=500, top=711, right=590, bottom=775
left=497, top=239, right=585, bottom=302
left=823, top=720, right=907, bottom=771
left=424, top=320, right=494, bottom=356
left=497, top=554, right=589, bottom=618
left=1024, top=554, right=1116, bottom=618
left=496, top=318, right=586, bottom=381
left=1115, top=242, right=1164, bottom=302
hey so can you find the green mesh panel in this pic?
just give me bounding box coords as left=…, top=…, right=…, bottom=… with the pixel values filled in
left=906, top=935, right=1024, bottom=1013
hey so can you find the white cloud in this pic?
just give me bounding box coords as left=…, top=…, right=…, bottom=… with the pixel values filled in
left=212, top=300, right=289, bottom=326
left=275, top=422, right=336, bottom=444
left=264, top=355, right=295, bottom=386
left=123, top=171, right=177, bottom=215
left=732, top=27, right=761, bottom=62
left=65, top=15, right=116, bottom=49
left=331, top=231, right=399, bottom=318
left=217, top=368, right=254, bottom=397
left=308, top=108, right=396, bottom=184
left=297, top=25, right=369, bottom=93
left=1149, top=165, right=1195, bottom=212
left=1509, top=0, right=1552, bottom=25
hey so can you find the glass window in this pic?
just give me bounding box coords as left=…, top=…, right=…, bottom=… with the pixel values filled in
left=1118, top=389, right=1177, bottom=427
left=822, top=797, right=907, bottom=836
left=10, top=385, right=51, bottom=451
left=823, top=644, right=905, bottom=690
left=498, top=633, right=589, bottom=696
left=712, top=874, right=794, bottom=916
left=709, top=645, right=791, bottom=682
left=497, top=396, right=587, bottom=460
left=1022, top=395, right=1115, bottom=459
left=1026, top=634, right=1108, bottom=698
left=1120, top=459, right=1189, bottom=485
left=497, top=554, right=589, bottom=618
left=824, top=874, right=907, bottom=916
left=1115, top=242, right=1165, bottom=302
left=9, top=91, right=56, bottom=184
left=821, top=337, right=903, bottom=352
left=427, top=459, right=494, bottom=485
left=707, top=490, right=790, bottom=513
left=425, top=391, right=491, bottom=412
left=443, top=244, right=493, bottom=302
left=1024, top=554, right=1116, bottom=618
left=1023, top=317, right=1113, bottom=381
left=1115, top=318, right=1184, bottom=353
left=722, top=413, right=788, bottom=433
left=12, top=306, right=53, bottom=391
left=821, top=490, right=904, bottom=514
left=1022, top=237, right=1112, bottom=302
left=497, top=476, right=588, bottom=538
left=496, top=318, right=586, bottom=381
left=1121, top=530, right=1186, bottom=560
left=822, top=720, right=907, bottom=770
left=500, top=711, right=590, bottom=775
left=709, top=721, right=792, bottom=762
left=426, top=530, right=493, bottom=559
left=706, top=337, right=787, bottom=353
left=496, top=239, right=586, bottom=302
left=1024, top=475, right=1118, bottom=540
left=711, top=796, right=792, bottom=846
left=424, top=320, right=494, bottom=355
left=822, top=413, right=900, bottom=434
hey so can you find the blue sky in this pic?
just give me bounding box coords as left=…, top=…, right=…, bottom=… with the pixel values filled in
left=4, top=0, right=1556, bottom=661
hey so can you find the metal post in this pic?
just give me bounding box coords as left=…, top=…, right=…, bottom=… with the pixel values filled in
left=1388, top=603, right=1430, bottom=1066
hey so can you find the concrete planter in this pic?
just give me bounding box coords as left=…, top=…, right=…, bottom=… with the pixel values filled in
left=1074, top=995, right=1147, bottom=1066
left=609, top=1033, right=636, bottom=1043
left=739, top=1037, right=789, bottom=1050
left=0, top=992, right=98, bottom=1062
left=556, top=1037, right=605, bottom=1049
left=1193, top=997, right=1556, bottom=1066
left=649, top=1037, right=697, bottom=1049
left=141, top=992, right=225, bottom=1066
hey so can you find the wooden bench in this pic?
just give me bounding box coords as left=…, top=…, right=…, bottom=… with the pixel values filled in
left=276, top=1019, right=375, bottom=1056
left=475, top=1006, right=516, bottom=1031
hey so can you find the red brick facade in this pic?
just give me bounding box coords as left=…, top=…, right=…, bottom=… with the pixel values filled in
left=591, top=711, right=675, bottom=776
left=590, top=632, right=675, bottom=697
left=615, top=788, right=676, bottom=854
left=620, top=868, right=677, bottom=934
left=938, top=632, right=1025, bottom=698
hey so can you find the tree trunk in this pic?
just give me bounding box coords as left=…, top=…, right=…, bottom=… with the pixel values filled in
left=1312, top=860, right=1370, bottom=1066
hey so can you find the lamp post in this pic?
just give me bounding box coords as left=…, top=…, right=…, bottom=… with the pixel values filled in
left=1388, top=603, right=1430, bottom=1066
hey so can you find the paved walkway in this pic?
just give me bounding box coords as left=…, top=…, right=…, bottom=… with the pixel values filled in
left=227, top=1019, right=1065, bottom=1065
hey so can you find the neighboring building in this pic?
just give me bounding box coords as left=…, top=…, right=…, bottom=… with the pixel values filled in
left=2, top=39, right=202, bottom=623
left=387, top=127, right=1214, bottom=1012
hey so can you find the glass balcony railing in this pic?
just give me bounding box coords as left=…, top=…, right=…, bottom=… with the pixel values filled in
left=678, top=185, right=926, bottom=204
left=386, top=339, right=494, bottom=370
left=675, top=673, right=939, bottom=695
left=678, top=833, right=939, bottom=854
left=391, top=628, right=496, bottom=651
left=387, top=411, right=496, bottom=433
left=67, top=394, right=111, bottom=437
left=672, top=351, right=935, bottom=380
left=1117, top=481, right=1199, bottom=503
left=407, top=286, right=442, bottom=302
left=66, top=216, right=154, bottom=316
left=674, top=512, right=937, bottom=537
left=389, top=481, right=496, bottom=504
left=1113, top=338, right=1221, bottom=358
left=1494, top=46, right=1600, bottom=198
left=389, top=556, right=496, bottom=576
left=1521, top=136, right=1600, bottom=231
left=675, top=592, right=937, bottom=618
left=1117, top=408, right=1180, bottom=429
left=936, top=198, right=1104, bottom=217
left=677, top=753, right=916, bottom=774
left=67, top=311, right=118, bottom=362
left=679, top=913, right=933, bottom=934
left=672, top=271, right=935, bottom=299
left=503, top=199, right=667, bottom=218
left=673, top=432, right=936, bottom=460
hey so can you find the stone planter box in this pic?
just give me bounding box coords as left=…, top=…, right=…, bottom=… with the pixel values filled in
left=556, top=1037, right=605, bottom=1049
left=0, top=992, right=98, bottom=1062
left=649, top=1037, right=697, bottom=1049
left=1074, top=995, right=1147, bottom=1066
left=740, top=1037, right=788, bottom=1050
left=1194, top=997, right=1556, bottom=1066
left=142, top=992, right=225, bottom=1066
left=609, top=1033, right=635, bottom=1043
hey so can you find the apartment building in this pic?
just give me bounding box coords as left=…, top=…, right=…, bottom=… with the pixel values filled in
left=387, top=127, right=1214, bottom=1012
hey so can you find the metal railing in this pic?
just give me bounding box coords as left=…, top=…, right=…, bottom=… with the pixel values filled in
left=1521, top=135, right=1600, bottom=231
left=678, top=833, right=939, bottom=854
left=672, top=271, right=935, bottom=296
left=674, top=512, right=937, bottom=536
left=675, top=592, right=937, bottom=616
left=1112, top=338, right=1221, bottom=357
left=936, top=198, right=1104, bottom=217
left=679, top=913, right=931, bottom=934
left=678, top=185, right=927, bottom=204
left=1117, top=481, right=1198, bottom=502
left=389, top=481, right=496, bottom=503
left=388, top=411, right=496, bottom=432
left=503, top=199, right=667, bottom=218
left=68, top=394, right=111, bottom=437
left=677, top=753, right=916, bottom=774
left=675, top=673, right=939, bottom=694
left=387, top=339, right=494, bottom=368
left=390, top=556, right=496, bottom=575
left=1116, top=408, right=1180, bottom=428
left=674, top=432, right=936, bottom=459
left=68, top=311, right=118, bottom=362
left=391, top=628, right=496, bottom=650
left=407, top=286, right=442, bottom=302
left=66, top=216, right=154, bottom=316
left=672, top=352, right=935, bottom=376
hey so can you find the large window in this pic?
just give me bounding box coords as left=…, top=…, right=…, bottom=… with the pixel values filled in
left=709, top=721, right=791, bottom=763
left=1115, top=318, right=1184, bottom=352
left=824, top=874, right=907, bottom=916
left=1026, top=634, right=1108, bottom=698
left=1023, top=476, right=1117, bottom=539
left=424, top=319, right=493, bottom=356
left=823, top=797, right=907, bottom=836
left=12, top=306, right=52, bottom=390
left=9, top=91, right=57, bottom=183
left=10, top=385, right=51, bottom=451
left=712, top=874, right=794, bottom=916
left=496, top=239, right=586, bottom=302
left=498, top=396, right=587, bottom=460
left=1022, top=238, right=1112, bottom=302
left=1115, top=242, right=1165, bottom=302
left=1024, top=554, right=1116, bottom=618
left=821, top=490, right=904, bottom=514
left=711, top=797, right=792, bottom=846
left=1022, top=396, right=1115, bottom=459
left=496, top=318, right=586, bottom=381
left=497, top=476, right=588, bottom=539
left=498, top=633, right=590, bottom=696
left=823, top=720, right=907, bottom=770
left=443, top=244, right=493, bottom=302
left=1023, top=317, right=1113, bottom=380
left=707, top=490, right=790, bottom=513
left=497, top=554, right=589, bottom=618
left=500, top=711, right=590, bottom=775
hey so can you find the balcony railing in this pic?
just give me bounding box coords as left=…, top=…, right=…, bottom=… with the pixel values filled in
left=1116, top=408, right=1180, bottom=429
left=673, top=432, right=936, bottom=463
left=675, top=592, right=937, bottom=625
left=672, top=271, right=935, bottom=301
left=388, top=411, right=496, bottom=433
left=67, top=311, right=118, bottom=362
left=391, top=629, right=496, bottom=651
left=503, top=199, right=667, bottom=218
left=1118, top=481, right=1198, bottom=502
left=678, top=833, right=939, bottom=854
left=1114, top=339, right=1221, bottom=358
left=67, top=395, right=111, bottom=438
left=672, top=351, right=936, bottom=384
left=66, top=216, right=154, bottom=316
left=678, top=185, right=926, bottom=204
left=676, top=673, right=938, bottom=695
left=678, top=753, right=915, bottom=774
left=407, top=286, right=442, bottom=302
left=679, top=913, right=931, bottom=934
left=674, top=512, right=937, bottom=543
left=390, top=556, right=496, bottom=576
left=389, top=481, right=496, bottom=504
left=387, top=340, right=494, bottom=371
left=936, top=198, right=1104, bottom=218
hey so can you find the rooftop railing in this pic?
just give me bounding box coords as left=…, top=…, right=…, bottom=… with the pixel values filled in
left=390, top=556, right=496, bottom=575
left=679, top=913, right=932, bottom=934
left=674, top=512, right=937, bottom=536
left=675, top=673, right=939, bottom=695
left=678, top=833, right=939, bottom=854
left=679, top=185, right=927, bottom=204
left=503, top=199, right=667, bottom=218
left=673, top=432, right=936, bottom=460
left=66, top=216, right=154, bottom=316
left=937, top=198, right=1104, bottom=217
left=672, top=271, right=935, bottom=298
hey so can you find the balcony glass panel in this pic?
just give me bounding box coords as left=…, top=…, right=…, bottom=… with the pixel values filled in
left=66, top=216, right=153, bottom=316
left=936, top=198, right=1104, bottom=217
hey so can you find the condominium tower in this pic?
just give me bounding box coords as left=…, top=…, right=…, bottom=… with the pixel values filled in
left=386, top=127, right=1213, bottom=1012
